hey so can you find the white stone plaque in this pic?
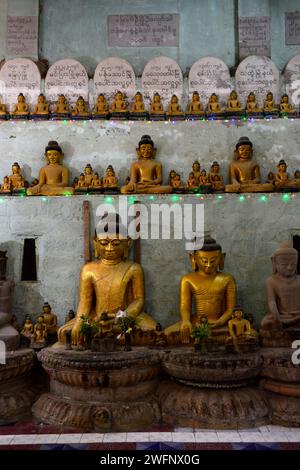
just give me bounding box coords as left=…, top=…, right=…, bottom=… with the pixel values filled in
left=93, top=57, right=136, bottom=104
left=239, top=16, right=270, bottom=59
left=188, top=57, right=231, bottom=107
left=235, top=55, right=280, bottom=107
left=0, top=58, right=41, bottom=111
left=45, top=59, right=89, bottom=106
left=142, top=56, right=183, bottom=108
left=285, top=54, right=300, bottom=106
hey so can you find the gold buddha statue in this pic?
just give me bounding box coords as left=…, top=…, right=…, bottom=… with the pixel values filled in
left=110, top=91, right=128, bottom=113
left=168, top=170, right=177, bottom=186
left=170, top=172, right=185, bottom=192
left=33, top=315, right=47, bottom=344
left=226, top=306, right=258, bottom=353
left=0, top=176, right=11, bottom=194
left=58, top=215, right=156, bottom=346
left=191, top=161, right=201, bottom=184
left=27, top=140, right=74, bottom=196
left=93, top=94, right=109, bottom=117
left=53, top=94, right=70, bottom=115
left=206, top=93, right=222, bottom=114
left=9, top=162, right=26, bottom=192
left=186, top=171, right=198, bottom=190
left=225, top=136, right=273, bottom=193
left=131, top=92, right=146, bottom=114
left=226, top=90, right=242, bottom=113
left=208, top=161, right=225, bottom=191
left=199, top=169, right=211, bottom=186
left=103, top=165, right=118, bottom=190
left=267, top=171, right=275, bottom=185
left=164, top=237, right=237, bottom=345
left=91, top=172, right=102, bottom=190
left=246, top=92, right=261, bottom=114
left=279, top=94, right=295, bottom=115
left=167, top=94, right=184, bottom=118
left=32, top=94, right=50, bottom=116
left=274, top=159, right=298, bottom=190
left=40, top=302, right=58, bottom=336
left=263, top=92, right=278, bottom=113
left=120, top=135, right=172, bottom=194
left=187, top=91, right=204, bottom=115
left=21, top=315, right=34, bottom=338
left=12, top=93, right=30, bottom=116
left=72, top=96, right=90, bottom=117
left=75, top=173, right=86, bottom=190
left=149, top=93, right=165, bottom=118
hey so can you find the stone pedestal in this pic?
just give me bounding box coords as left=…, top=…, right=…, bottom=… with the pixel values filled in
left=261, top=348, right=300, bottom=427
left=32, top=344, right=162, bottom=431
left=159, top=348, right=270, bottom=429
left=0, top=348, right=36, bottom=424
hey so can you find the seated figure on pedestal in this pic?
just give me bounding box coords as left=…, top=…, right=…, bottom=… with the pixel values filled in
left=246, top=92, right=262, bottom=116
left=164, top=237, right=237, bottom=347
left=110, top=91, right=128, bottom=118
left=103, top=165, right=118, bottom=192
left=208, top=161, right=225, bottom=192
left=206, top=93, right=223, bottom=116
left=58, top=215, right=156, bottom=346
left=130, top=92, right=148, bottom=120
left=9, top=162, right=27, bottom=194
left=11, top=93, right=30, bottom=118
left=93, top=94, right=109, bottom=118
left=279, top=94, right=296, bottom=116
left=0, top=176, right=11, bottom=194
left=149, top=93, right=165, bottom=120
left=274, top=159, right=298, bottom=191
left=40, top=302, right=58, bottom=337
left=72, top=96, right=90, bottom=118
left=187, top=91, right=204, bottom=117
left=226, top=306, right=258, bottom=353
left=52, top=94, right=70, bottom=117
left=226, top=90, right=243, bottom=115
left=263, top=92, right=278, bottom=116
left=225, top=136, right=273, bottom=193
left=31, top=94, right=50, bottom=118
left=167, top=94, right=184, bottom=120
left=27, top=140, right=74, bottom=196
left=120, top=134, right=172, bottom=194
left=260, top=241, right=300, bottom=346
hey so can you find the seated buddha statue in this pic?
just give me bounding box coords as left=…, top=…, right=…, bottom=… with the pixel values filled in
left=90, top=172, right=102, bottom=190
left=110, top=91, right=128, bottom=116
left=32, top=315, right=47, bottom=346
left=0, top=176, right=11, bottom=194
left=27, top=140, right=74, bottom=196
left=21, top=315, right=34, bottom=338
left=279, top=94, right=296, bottom=115
left=267, top=171, right=275, bottom=185
left=53, top=94, right=70, bottom=116
left=246, top=92, right=262, bottom=115
left=199, top=169, right=212, bottom=193
left=263, top=92, right=278, bottom=114
left=120, top=134, right=172, bottom=194
left=75, top=173, right=87, bottom=191
left=11, top=93, right=30, bottom=117
left=149, top=93, right=165, bottom=119
left=170, top=173, right=185, bottom=193
left=191, top=161, right=201, bottom=184
left=225, top=136, right=273, bottom=193
left=168, top=170, right=177, bottom=186
left=226, top=90, right=242, bottom=114
left=164, top=237, right=237, bottom=345
left=72, top=96, right=90, bottom=118
left=0, top=97, right=7, bottom=118
left=208, top=161, right=225, bottom=192
left=40, top=302, right=58, bottom=336
left=274, top=159, right=298, bottom=190
left=93, top=94, right=109, bottom=117
left=187, top=91, right=204, bottom=116
left=58, top=215, right=156, bottom=346
left=103, top=165, right=118, bottom=191
left=226, top=306, right=258, bottom=353
left=130, top=92, right=148, bottom=119
left=167, top=94, right=184, bottom=119
left=186, top=172, right=198, bottom=191
left=260, top=241, right=300, bottom=346
left=9, top=162, right=27, bottom=193
left=206, top=93, right=222, bottom=115
left=32, top=94, right=50, bottom=118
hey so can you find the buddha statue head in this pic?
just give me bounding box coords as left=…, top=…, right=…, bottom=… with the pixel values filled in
left=247, top=92, right=256, bottom=103
left=135, top=92, right=143, bottom=102
left=94, top=214, right=130, bottom=261
left=192, top=91, right=200, bottom=101
left=106, top=165, right=115, bottom=177
left=190, top=237, right=225, bottom=273
left=0, top=250, right=7, bottom=280
left=209, top=93, right=218, bottom=103
left=42, top=302, right=52, bottom=315
left=266, top=91, right=273, bottom=101
left=45, top=141, right=63, bottom=165
left=271, top=241, right=298, bottom=277
left=153, top=92, right=161, bottom=103
left=230, top=90, right=238, bottom=100
left=192, top=161, right=200, bottom=173
left=37, top=94, right=46, bottom=104
left=211, top=161, right=220, bottom=173
left=234, top=136, right=253, bottom=161
left=137, top=134, right=156, bottom=160
left=12, top=162, right=21, bottom=175
left=17, top=93, right=25, bottom=103
left=277, top=159, right=287, bottom=172
left=171, top=94, right=178, bottom=104
left=281, top=94, right=289, bottom=104
left=84, top=164, right=93, bottom=175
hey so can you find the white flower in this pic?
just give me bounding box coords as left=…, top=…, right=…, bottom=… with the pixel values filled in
left=116, top=310, right=127, bottom=319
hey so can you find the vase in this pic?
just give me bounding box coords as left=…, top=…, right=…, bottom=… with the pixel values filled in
left=124, top=332, right=132, bottom=351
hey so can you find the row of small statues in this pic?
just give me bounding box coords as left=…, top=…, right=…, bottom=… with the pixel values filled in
left=1, top=136, right=300, bottom=197
left=0, top=90, right=297, bottom=121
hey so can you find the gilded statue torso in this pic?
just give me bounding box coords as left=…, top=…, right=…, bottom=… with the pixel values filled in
left=42, top=164, right=66, bottom=184
left=231, top=160, right=258, bottom=182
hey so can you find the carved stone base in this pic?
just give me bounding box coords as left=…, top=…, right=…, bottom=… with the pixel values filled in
left=0, top=349, right=36, bottom=424
left=32, top=344, right=162, bottom=431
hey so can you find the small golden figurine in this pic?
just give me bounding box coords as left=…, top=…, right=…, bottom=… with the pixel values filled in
left=274, top=159, right=298, bottom=190
left=27, top=140, right=74, bottom=196
left=279, top=94, right=296, bottom=116
left=167, top=94, right=184, bottom=120
left=0, top=96, right=8, bottom=119
left=199, top=169, right=212, bottom=193
left=225, top=136, right=273, bottom=193
left=91, top=172, right=102, bottom=190
left=186, top=171, right=198, bottom=190
left=170, top=172, right=185, bottom=193
left=226, top=306, right=258, bottom=353
left=31, top=94, right=50, bottom=118
left=246, top=92, right=262, bottom=115
left=53, top=94, right=70, bottom=117
left=32, top=315, right=47, bottom=347
left=21, top=315, right=34, bottom=338
left=226, top=90, right=243, bottom=114
left=110, top=91, right=128, bottom=117
left=168, top=170, right=177, bottom=186
left=75, top=164, right=102, bottom=193
left=191, top=161, right=201, bottom=184
left=120, top=135, right=172, bottom=194
left=187, top=91, right=204, bottom=117
left=0, top=176, right=11, bottom=194
left=206, top=93, right=223, bottom=116
left=93, top=94, right=109, bottom=118
left=263, top=91, right=278, bottom=115
left=130, top=92, right=148, bottom=120
left=11, top=93, right=30, bottom=118
left=72, top=96, right=90, bottom=118
left=40, top=302, right=58, bottom=336
left=149, top=92, right=165, bottom=120
left=208, top=161, right=224, bottom=192
left=103, top=165, right=118, bottom=192
left=9, top=162, right=27, bottom=193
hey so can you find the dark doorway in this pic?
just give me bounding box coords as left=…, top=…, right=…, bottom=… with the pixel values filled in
left=21, top=239, right=37, bottom=281
left=293, top=235, right=300, bottom=275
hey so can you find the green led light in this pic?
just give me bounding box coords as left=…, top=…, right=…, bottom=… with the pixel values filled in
left=260, top=195, right=268, bottom=202
left=148, top=195, right=155, bottom=201
left=42, top=197, right=47, bottom=201
left=217, top=195, right=223, bottom=199
left=239, top=195, right=245, bottom=201
left=105, top=196, right=113, bottom=203
left=170, top=194, right=179, bottom=202
left=0, top=198, right=4, bottom=204
left=282, top=193, right=290, bottom=202
left=128, top=196, right=136, bottom=204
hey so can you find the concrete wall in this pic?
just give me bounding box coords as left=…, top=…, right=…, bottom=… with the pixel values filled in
left=0, top=119, right=300, bottom=328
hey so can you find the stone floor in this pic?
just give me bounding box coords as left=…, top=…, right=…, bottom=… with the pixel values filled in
left=0, top=421, right=300, bottom=450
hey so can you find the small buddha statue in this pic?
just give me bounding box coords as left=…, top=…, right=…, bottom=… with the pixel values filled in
left=33, top=315, right=47, bottom=346
left=167, top=94, right=184, bottom=120
left=267, top=171, right=275, bottom=185
left=21, top=314, right=34, bottom=338
left=130, top=92, right=148, bottom=120
left=27, top=140, right=74, bottom=196
left=11, top=93, right=30, bottom=118
left=110, top=91, right=128, bottom=116
left=32, top=94, right=50, bottom=118
left=246, top=92, right=262, bottom=115
left=0, top=176, right=11, bottom=194
left=154, top=323, right=167, bottom=347
left=225, top=136, right=273, bottom=193
left=191, top=161, right=201, bottom=184
left=274, top=159, right=298, bottom=190
left=226, top=306, right=258, bottom=353
left=199, top=169, right=212, bottom=193
left=0, top=96, right=8, bottom=119
left=93, top=94, right=109, bottom=117
left=208, top=161, right=225, bottom=192
left=164, top=237, right=237, bottom=346
left=168, top=170, right=177, bottom=186
left=260, top=241, right=300, bottom=346
left=120, top=134, right=172, bottom=194
left=187, top=91, right=204, bottom=117
left=263, top=91, right=278, bottom=115
left=9, top=162, right=26, bottom=193
left=72, top=96, right=90, bottom=118
left=65, top=309, right=75, bottom=324
left=75, top=173, right=86, bottom=191
left=72, top=176, right=79, bottom=188
left=41, top=302, right=58, bottom=336
left=170, top=173, right=185, bottom=193
left=90, top=172, right=102, bottom=191
left=58, top=215, right=157, bottom=346
left=149, top=93, right=165, bottom=120
left=103, top=165, right=118, bottom=192
left=186, top=171, right=198, bottom=190
left=279, top=94, right=296, bottom=116
left=30, top=178, right=39, bottom=187
left=206, top=93, right=222, bottom=115
left=83, top=164, right=94, bottom=186
left=226, top=90, right=243, bottom=114
left=53, top=94, right=70, bottom=117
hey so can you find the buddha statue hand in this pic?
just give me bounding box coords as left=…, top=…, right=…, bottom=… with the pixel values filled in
left=71, top=320, right=82, bottom=345
left=180, top=320, right=192, bottom=343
